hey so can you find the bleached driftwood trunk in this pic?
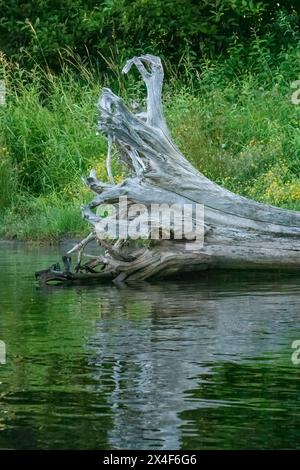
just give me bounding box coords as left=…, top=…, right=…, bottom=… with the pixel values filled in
left=37, top=55, right=300, bottom=284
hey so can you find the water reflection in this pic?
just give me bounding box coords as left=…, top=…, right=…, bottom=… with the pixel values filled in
left=0, top=242, right=300, bottom=449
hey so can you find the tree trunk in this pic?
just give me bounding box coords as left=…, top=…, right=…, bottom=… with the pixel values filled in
left=36, top=55, right=300, bottom=284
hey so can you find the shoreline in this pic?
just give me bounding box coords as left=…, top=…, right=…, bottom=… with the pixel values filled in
left=0, top=237, right=81, bottom=247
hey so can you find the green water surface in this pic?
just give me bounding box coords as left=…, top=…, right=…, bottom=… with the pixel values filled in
left=0, top=242, right=300, bottom=450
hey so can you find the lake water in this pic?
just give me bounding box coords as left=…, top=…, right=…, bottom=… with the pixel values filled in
left=0, top=241, right=300, bottom=450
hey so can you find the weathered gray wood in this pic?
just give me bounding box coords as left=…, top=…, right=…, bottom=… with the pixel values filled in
left=42, top=54, right=300, bottom=284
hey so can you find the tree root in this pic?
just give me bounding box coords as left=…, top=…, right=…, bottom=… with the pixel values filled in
left=36, top=54, right=300, bottom=285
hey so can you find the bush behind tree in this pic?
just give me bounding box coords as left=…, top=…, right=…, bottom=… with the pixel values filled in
left=1, top=1, right=300, bottom=73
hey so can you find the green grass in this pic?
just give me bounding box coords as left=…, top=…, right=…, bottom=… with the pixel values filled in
left=0, top=193, right=87, bottom=242
left=1, top=42, right=300, bottom=241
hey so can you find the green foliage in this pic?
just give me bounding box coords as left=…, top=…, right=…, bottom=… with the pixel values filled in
left=1, top=1, right=300, bottom=73
left=166, top=45, right=300, bottom=210
left=0, top=145, right=17, bottom=210
left=2, top=2, right=300, bottom=239
left=0, top=62, right=107, bottom=196
left=0, top=193, right=87, bottom=241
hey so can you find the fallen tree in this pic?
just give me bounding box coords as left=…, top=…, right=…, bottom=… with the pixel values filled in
left=36, top=54, right=300, bottom=284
